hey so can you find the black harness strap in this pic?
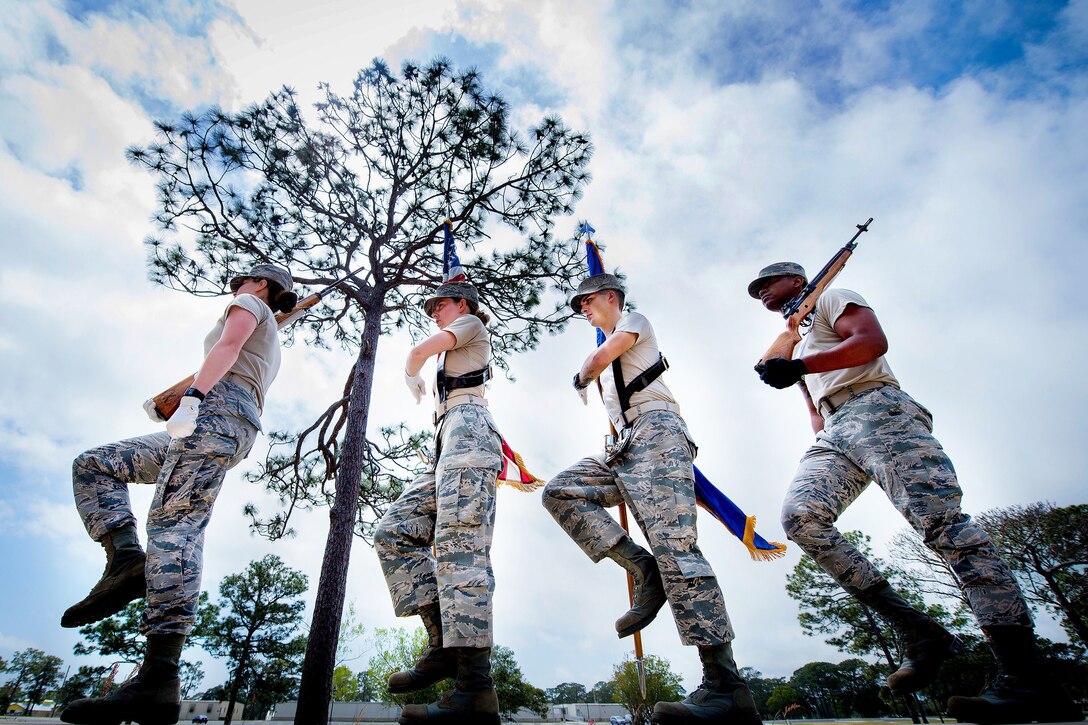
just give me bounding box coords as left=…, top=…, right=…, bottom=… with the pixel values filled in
left=436, top=352, right=492, bottom=404
left=610, top=353, right=669, bottom=426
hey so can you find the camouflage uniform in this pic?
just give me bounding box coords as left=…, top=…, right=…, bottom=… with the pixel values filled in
left=782, top=384, right=1030, bottom=627
left=543, top=410, right=735, bottom=645
left=72, top=379, right=259, bottom=635
left=374, top=404, right=503, bottom=648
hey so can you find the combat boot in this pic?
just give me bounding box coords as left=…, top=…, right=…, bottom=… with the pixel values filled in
left=852, top=580, right=961, bottom=694
left=947, top=625, right=1083, bottom=724
left=62, top=633, right=184, bottom=725
left=62, top=523, right=146, bottom=628
left=398, top=646, right=500, bottom=725
left=388, top=603, right=456, bottom=693
left=606, top=535, right=668, bottom=638
left=652, top=643, right=763, bottom=725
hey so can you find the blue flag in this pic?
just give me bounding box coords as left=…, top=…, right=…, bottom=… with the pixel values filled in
left=580, top=222, right=786, bottom=561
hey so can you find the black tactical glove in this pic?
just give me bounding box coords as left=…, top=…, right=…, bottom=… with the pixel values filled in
left=756, top=357, right=808, bottom=389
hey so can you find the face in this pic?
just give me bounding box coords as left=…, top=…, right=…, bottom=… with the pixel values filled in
left=756, top=275, right=805, bottom=312
left=232, top=277, right=269, bottom=301
left=430, top=297, right=468, bottom=329
left=579, top=290, right=620, bottom=328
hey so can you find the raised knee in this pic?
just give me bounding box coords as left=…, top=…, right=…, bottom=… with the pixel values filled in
left=372, top=517, right=398, bottom=552
left=540, top=478, right=565, bottom=513
left=781, top=503, right=824, bottom=545
left=72, top=448, right=102, bottom=477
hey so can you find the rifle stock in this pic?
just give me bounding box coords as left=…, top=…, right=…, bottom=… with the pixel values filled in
left=757, top=218, right=871, bottom=367
left=149, top=292, right=323, bottom=420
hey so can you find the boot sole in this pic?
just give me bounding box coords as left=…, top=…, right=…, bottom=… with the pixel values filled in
left=616, top=596, right=668, bottom=638
left=61, top=701, right=179, bottom=725
left=61, top=562, right=146, bottom=628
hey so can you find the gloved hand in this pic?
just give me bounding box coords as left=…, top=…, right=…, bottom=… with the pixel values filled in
left=405, top=371, right=427, bottom=404
left=166, top=396, right=201, bottom=438
left=756, top=357, right=808, bottom=389
left=142, top=398, right=166, bottom=423
left=572, top=372, right=589, bottom=405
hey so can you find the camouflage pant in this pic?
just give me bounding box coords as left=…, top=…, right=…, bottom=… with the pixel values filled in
left=782, top=384, right=1031, bottom=627
left=374, top=404, right=503, bottom=648
left=72, top=380, right=259, bottom=635
left=542, top=411, right=734, bottom=646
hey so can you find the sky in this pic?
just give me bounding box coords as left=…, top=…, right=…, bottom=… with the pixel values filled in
left=1, top=0, right=1087, bottom=699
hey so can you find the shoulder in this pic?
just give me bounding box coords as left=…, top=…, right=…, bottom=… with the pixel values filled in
left=616, top=311, right=651, bottom=335
left=817, top=288, right=872, bottom=317
left=446, top=314, right=486, bottom=342
left=228, top=294, right=273, bottom=323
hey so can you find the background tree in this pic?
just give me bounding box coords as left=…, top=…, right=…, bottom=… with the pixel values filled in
left=197, top=683, right=228, bottom=701
left=74, top=595, right=217, bottom=673
left=128, top=56, right=592, bottom=725
left=765, top=684, right=805, bottom=718
left=785, top=531, right=964, bottom=668
left=331, top=665, right=359, bottom=701
left=490, top=645, right=547, bottom=719
left=785, top=531, right=958, bottom=722
left=243, top=644, right=308, bottom=721
left=588, top=679, right=617, bottom=704
left=889, top=528, right=974, bottom=626
left=16, top=649, right=63, bottom=717
left=180, top=660, right=205, bottom=700
left=739, top=668, right=786, bottom=719
left=612, top=654, right=683, bottom=725
left=363, top=626, right=444, bottom=706
left=198, top=554, right=308, bottom=724
left=977, top=502, right=1088, bottom=646
left=55, top=666, right=110, bottom=709
left=0, top=654, right=17, bottom=714
left=546, top=681, right=588, bottom=704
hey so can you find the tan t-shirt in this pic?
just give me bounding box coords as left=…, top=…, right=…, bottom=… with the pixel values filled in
left=600, top=311, right=676, bottom=426
left=794, top=288, right=899, bottom=408
left=433, top=313, right=490, bottom=411
left=203, top=293, right=281, bottom=412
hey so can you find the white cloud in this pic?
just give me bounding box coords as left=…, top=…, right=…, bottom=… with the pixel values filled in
left=2, top=0, right=1086, bottom=696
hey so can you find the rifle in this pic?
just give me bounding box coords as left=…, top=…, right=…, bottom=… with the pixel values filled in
left=757, top=217, right=872, bottom=367
left=148, top=270, right=358, bottom=420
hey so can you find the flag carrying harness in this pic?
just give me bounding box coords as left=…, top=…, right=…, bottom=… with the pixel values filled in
left=611, top=354, right=669, bottom=427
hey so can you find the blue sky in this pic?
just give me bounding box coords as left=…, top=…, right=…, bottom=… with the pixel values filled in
left=2, top=0, right=1087, bottom=699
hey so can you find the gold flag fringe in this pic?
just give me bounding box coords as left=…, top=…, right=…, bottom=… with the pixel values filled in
left=497, top=447, right=544, bottom=493
left=742, top=515, right=788, bottom=562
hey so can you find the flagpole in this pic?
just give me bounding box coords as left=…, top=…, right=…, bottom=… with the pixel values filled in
left=581, top=222, right=648, bottom=701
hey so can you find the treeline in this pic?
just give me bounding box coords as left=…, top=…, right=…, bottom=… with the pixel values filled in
left=4, top=502, right=1083, bottom=722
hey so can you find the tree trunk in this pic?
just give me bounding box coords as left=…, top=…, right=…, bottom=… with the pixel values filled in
left=224, top=644, right=250, bottom=725
left=295, top=299, right=383, bottom=725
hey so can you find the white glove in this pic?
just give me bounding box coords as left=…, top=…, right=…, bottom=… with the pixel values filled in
left=166, top=396, right=201, bottom=439
left=143, top=398, right=166, bottom=423
left=405, top=371, right=427, bottom=404
left=573, top=372, right=588, bottom=406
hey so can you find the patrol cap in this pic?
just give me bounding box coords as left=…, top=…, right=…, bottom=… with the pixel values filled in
left=423, top=281, right=480, bottom=316
left=570, top=273, right=625, bottom=313
left=230, top=263, right=294, bottom=293
left=747, top=262, right=807, bottom=299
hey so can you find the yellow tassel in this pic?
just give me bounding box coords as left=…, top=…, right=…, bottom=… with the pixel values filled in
left=497, top=449, right=544, bottom=493
left=742, top=515, right=788, bottom=562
